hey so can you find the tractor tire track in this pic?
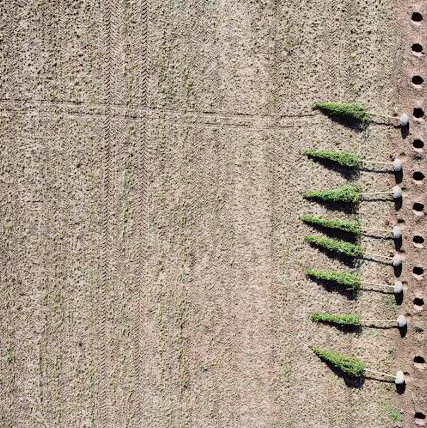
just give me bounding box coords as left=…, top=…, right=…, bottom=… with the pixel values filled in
left=99, top=0, right=113, bottom=425
left=131, top=0, right=150, bottom=426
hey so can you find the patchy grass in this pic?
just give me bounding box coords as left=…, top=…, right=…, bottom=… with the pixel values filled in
left=310, top=313, right=361, bottom=326
left=312, top=348, right=365, bottom=377
left=303, top=186, right=362, bottom=204
left=312, top=102, right=369, bottom=124
left=300, top=214, right=361, bottom=235
left=306, top=269, right=361, bottom=291
left=305, top=149, right=363, bottom=169
left=389, top=410, right=401, bottom=423
left=305, top=235, right=363, bottom=257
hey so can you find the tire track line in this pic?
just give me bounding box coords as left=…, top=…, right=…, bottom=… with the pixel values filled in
left=131, top=0, right=149, bottom=425
left=107, top=0, right=126, bottom=425
left=99, top=0, right=113, bottom=425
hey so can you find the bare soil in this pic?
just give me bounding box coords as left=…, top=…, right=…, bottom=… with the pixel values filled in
left=1, top=1, right=425, bottom=427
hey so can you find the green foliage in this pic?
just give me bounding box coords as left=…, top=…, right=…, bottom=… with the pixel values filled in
left=305, top=235, right=363, bottom=257
left=305, top=149, right=363, bottom=169
left=312, top=348, right=365, bottom=377
left=303, top=186, right=362, bottom=204
left=306, top=269, right=361, bottom=291
left=389, top=411, right=401, bottom=423
left=310, top=312, right=361, bottom=326
left=300, top=214, right=361, bottom=235
left=312, top=102, right=369, bottom=124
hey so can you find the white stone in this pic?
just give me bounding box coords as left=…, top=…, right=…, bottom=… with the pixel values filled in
left=393, top=226, right=402, bottom=239
left=399, top=113, right=409, bottom=126
left=395, top=370, right=405, bottom=385
left=393, top=159, right=402, bottom=172
left=394, top=281, right=403, bottom=294
left=392, top=254, right=402, bottom=267
left=393, top=186, right=402, bottom=199
left=397, top=315, right=407, bottom=328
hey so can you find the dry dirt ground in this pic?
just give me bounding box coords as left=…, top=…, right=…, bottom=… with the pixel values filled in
left=1, top=1, right=426, bottom=427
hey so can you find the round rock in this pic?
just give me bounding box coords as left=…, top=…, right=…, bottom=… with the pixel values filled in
left=394, top=281, right=403, bottom=294
left=395, top=370, right=405, bottom=385
left=397, top=315, right=407, bottom=328
left=399, top=113, right=409, bottom=126
left=392, top=254, right=403, bottom=267
left=393, top=186, right=402, bottom=199
left=393, top=226, right=402, bottom=239
left=393, top=159, right=402, bottom=172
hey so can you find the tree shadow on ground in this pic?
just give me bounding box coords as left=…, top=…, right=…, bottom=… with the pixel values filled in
left=364, top=376, right=405, bottom=394
left=308, top=242, right=358, bottom=267
left=320, top=113, right=367, bottom=133
left=361, top=256, right=391, bottom=266
left=309, top=277, right=358, bottom=301
left=319, top=358, right=365, bottom=388
left=365, top=324, right=407, bottom=337
left=303, top=197, right=358, bottom=214
left=315, top=320, right=362, bottom=335
left=304, top=223, right=359, bottom=243
left=359, top=168, right=402, bottom=185
left=306, top=156, right=360, bottom=181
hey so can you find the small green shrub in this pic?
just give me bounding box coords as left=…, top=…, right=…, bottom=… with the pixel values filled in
left=389, top=411, right=401, bottom=423
left=312, top=102, right=369, bottom=124
left=305, top=235, right=363, bottom=257
left=306, top=269, right=361, bottom=291
left=310, top=312, right=361, bottom=326
left=300, top=214, right=361, bottom=235
left=303, top=186, right=362, bottom=204
left=305, top=150, right=363, bottom=169
left=312, top=348, right=365, bottom=377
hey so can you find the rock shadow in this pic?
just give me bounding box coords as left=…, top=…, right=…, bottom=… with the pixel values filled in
left=395, top=292, right=403, bottom=305
left=394, top=263, right=402, bottom=277
left=394, top=196, right=403, bottom=211
left=394, top=236, right=402, bottom=251
left=396, top=382, right=406, bottom=395
left=400, top=124, right=409, bottom=140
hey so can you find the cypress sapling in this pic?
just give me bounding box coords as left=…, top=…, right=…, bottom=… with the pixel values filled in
left=305, top=235, right=363, bottom=257
left=300, top=214, right=361, bottom=235
left=312, top=348, right=365, bottom=377
left=305, top=150, right=363, bottom=168
left=310, top=313, right=361, bottom=326
left=312, top=102, right=369, bottom=124
left=303, top=185, right=402, bottom=204
left=306, top=269, right=361, bottom=291
left=301, top=214, right=402, bottom=240
left=305, top=149, right=402, bottom=172
left=312, top=348, right=405, bottom=384
left=303, top=186, right=362, bottom=204
left=306, top=235, right=402, bottom=265
left=312, top=102, right=409, bottom=127
left=307, top=270, right=403, bottom=294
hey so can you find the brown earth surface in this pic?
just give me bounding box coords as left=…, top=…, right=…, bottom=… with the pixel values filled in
left=1, top=1, right=426, bottom=427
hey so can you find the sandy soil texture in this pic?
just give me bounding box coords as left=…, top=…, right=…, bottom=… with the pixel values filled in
left=1, top=0, right=425, bottom=427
